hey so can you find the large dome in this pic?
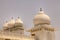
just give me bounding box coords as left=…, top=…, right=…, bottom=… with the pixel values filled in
left=33, top=8, right=51, bottom=25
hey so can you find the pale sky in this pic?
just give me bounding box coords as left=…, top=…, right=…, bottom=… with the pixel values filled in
left=0, top=0, right=60, bottom=40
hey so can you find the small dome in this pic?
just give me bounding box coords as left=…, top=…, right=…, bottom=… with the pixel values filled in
left=15, top=17, right=23, bottom=24
left=8, top=17, right=15, bottom=27
left=33, top=8, right=51, bottom=25
left=3, top=21, right=8, bottom=28
left=15, top=17, right=23, bottom=26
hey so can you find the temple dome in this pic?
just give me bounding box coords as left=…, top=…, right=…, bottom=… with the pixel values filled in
left=3, top=21, right=8, bottom=29
left=15, top=17, right=23, bottom=27
left=8, top=17, right=15, bottom=27
left=33, top=8, right=51, bottom=25
left=3, top=17, right=23, bottom=29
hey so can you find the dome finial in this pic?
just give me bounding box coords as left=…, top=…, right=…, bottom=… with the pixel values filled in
left=40, top=8, right=43, bottom=11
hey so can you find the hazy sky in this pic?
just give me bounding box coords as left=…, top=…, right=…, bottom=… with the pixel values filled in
left=0, top=0, right=60, bottom=40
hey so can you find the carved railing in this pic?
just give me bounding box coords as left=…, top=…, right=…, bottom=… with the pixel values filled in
left=0, top=31, right=34, bottom=40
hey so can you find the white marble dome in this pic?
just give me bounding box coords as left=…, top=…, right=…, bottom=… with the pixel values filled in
left=15, top=17, right=23, bottom=26
left=33, top=8, right=51, bottom=25
left=3, top=21, right=8, bottom=29
left=3, top=17, right=23, bottom=29
left=8, top=17, right=15, bottom=26
left=3, top=17, right=15, bottom=29
left=15, top=17, right=23, bottom=24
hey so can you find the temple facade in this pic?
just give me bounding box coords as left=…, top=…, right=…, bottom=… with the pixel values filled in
left=0, top=8, right=55, bottom=40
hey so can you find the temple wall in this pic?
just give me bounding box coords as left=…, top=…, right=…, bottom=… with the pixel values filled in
left=35, top=29, right=47, bottom=40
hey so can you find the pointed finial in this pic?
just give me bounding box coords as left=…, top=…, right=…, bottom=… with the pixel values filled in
left=40, top=8, right=43, bottom=11
left=38, top=8, right=44, bottom=14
